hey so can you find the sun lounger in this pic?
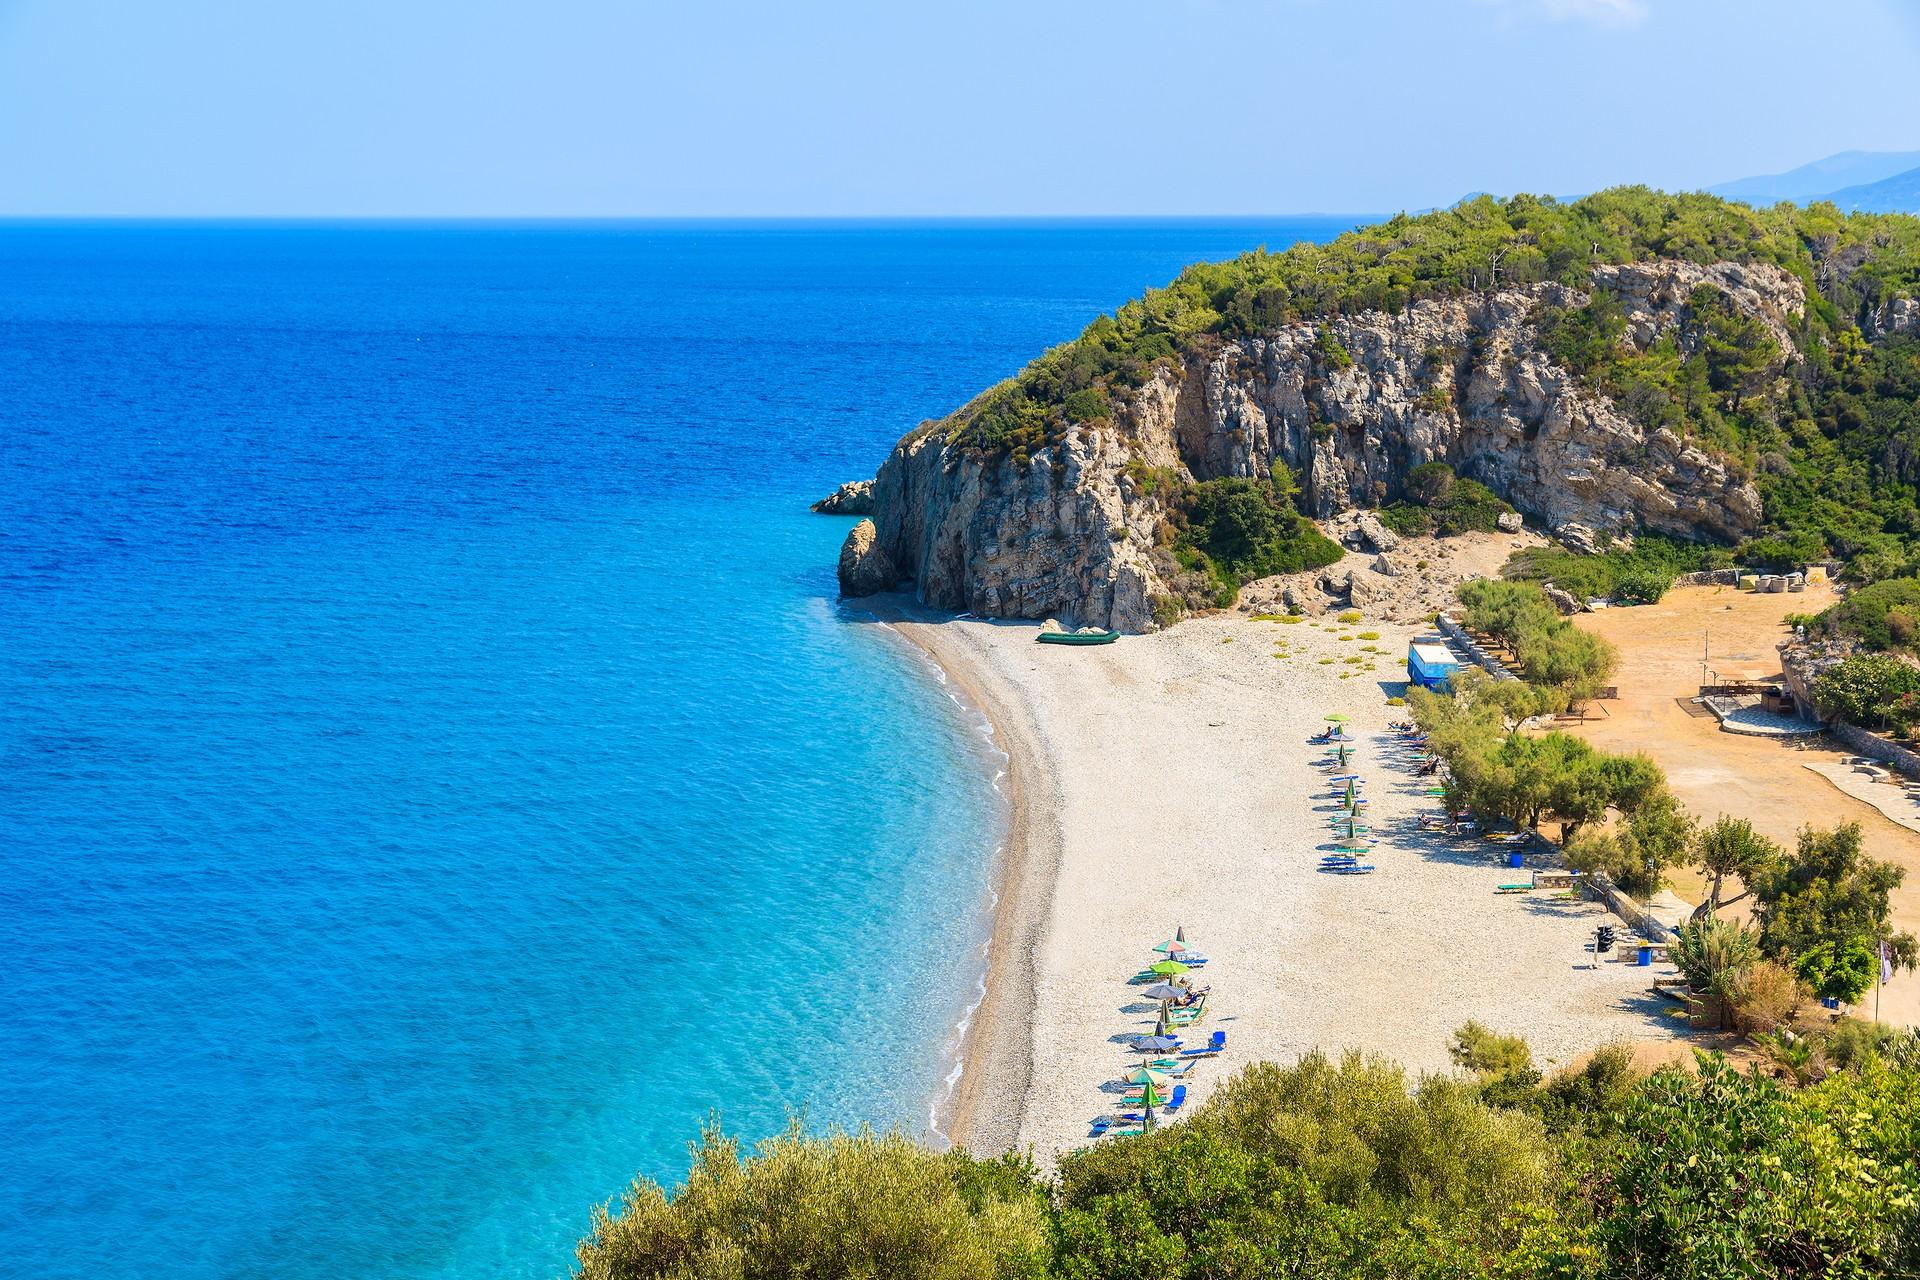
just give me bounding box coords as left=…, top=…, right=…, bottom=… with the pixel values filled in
left=1179, top=1031, right=1227, bottom=1056
left=1320, top=863, right=1375, bottom=874
left=1495, top=883, right=1533, bottom=893
left=1090, top=1112, right=1143, bottom=1134
left=1163, top=1084, right=1188, bottom=1112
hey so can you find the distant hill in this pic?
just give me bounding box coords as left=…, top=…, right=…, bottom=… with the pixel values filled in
left=1823, top=165, right=1920, bottom=213
left=1708, top=150, right=1920, bottom=205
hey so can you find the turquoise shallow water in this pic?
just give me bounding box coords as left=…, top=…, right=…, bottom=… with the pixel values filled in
left=0, top=219, right=1352, bottom=1279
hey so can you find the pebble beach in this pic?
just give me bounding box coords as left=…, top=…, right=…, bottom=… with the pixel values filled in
left=892, top=605, right=1688, bottom=1162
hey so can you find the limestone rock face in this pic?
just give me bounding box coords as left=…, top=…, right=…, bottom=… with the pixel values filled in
left=857, top=260, right=1797, bottom=631
left=811, top=479, right=876, bottom=515
left=837, top=519, right=901, bottom=597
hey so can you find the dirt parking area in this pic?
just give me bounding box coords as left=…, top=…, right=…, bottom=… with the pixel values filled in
left=1563, top=582, right=1920, bottom=1026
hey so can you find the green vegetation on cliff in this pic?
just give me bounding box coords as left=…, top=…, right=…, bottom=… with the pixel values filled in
left=1376, top=462, right=1513, bottom=537
left=951, top=188, right=1920, bottom=453
left=949, top=188, right=1920, bottom=579
left=576, top=1042, right=1920, bottom=1280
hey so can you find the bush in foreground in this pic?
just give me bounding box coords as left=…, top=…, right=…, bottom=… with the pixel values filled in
left=574, top=1122, right=1049, bottom=1280
left=576, top=1050, right=1920, bottom=1280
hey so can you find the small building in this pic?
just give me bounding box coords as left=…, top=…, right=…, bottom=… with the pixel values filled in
left=1407, top=640, right=1462, bottom=691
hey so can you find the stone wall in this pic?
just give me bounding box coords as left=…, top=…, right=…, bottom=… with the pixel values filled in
left=1675, top=568, right=1742, bottom=587
left=1832, top=721, right=1920, bottom=782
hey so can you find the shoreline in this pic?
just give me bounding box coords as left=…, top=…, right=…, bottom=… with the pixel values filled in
left=879, top=605, right=1060, bottom=1154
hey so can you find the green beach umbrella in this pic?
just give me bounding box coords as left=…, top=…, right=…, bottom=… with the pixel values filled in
left=1124, top=1066, right=1173, bottom=1088
left=1133, top=1079, right=1166, bottom=1107
left=1326, top=713, right=1349, bottom=723
left=1149, top=959, right=1191, bottom=977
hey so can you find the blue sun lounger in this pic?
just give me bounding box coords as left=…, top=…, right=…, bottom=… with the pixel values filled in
left=1179, top=1030, right=1227, bottom=1056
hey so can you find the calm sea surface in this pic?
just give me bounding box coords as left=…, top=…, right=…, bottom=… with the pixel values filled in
left=0, top=218, right=1353, bottom=1279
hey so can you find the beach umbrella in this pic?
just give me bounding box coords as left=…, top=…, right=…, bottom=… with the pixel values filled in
left=1135, top=1078, right=1166, bottom=1129
left=1150, top=938, right=1188, bottom=955
left=1325, top=713, right=1349, bottom=723
left=1131, top=1034, right=1181, bottom=1052
left=1123, top=1065, right=1173, bottom=1088
left=1175, top=924, right=1188, bottom=943
left=1148, top=959, right=1191, bottom=977
left=1141, top=981, right=1185, bottom=1001
left=1154, top=1003, right=1173, bottom=1037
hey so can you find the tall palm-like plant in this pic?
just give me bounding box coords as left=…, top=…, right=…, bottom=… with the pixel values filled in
left=1671, top=917, right=1760, bottom=1029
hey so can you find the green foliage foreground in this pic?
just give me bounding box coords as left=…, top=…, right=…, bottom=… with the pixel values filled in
left=575, top=1049, right=1920, bottom=1280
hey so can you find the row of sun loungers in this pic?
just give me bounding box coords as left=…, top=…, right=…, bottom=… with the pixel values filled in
left=1096, top=929, right=1228, bottom=1138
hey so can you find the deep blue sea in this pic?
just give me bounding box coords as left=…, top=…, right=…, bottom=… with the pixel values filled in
left=0, top=217, right=1353, bottom=1280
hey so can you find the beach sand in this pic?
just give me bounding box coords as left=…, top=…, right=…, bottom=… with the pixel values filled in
left=885, top=602, right=1686, bottom=1163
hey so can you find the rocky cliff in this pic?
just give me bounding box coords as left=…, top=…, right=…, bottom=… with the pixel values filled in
left=844, top=259, right=1803, bottom=630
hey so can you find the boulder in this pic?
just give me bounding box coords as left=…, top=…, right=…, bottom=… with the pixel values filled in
left=810, top=479, right=875, bottom=515
left=1496, top=511, right=1524, bottom=533
left=1345, top=568, right=1386, bottom=606
left=1373, top=554, right=1399, bottom=578
left=837, top=519, right=901, bottom=596
left=1543, top=583, right=1583, bottom=615
left=1555, top=523, right=1604, bottom=556
left=1356, top=512, right=1400, bottom=552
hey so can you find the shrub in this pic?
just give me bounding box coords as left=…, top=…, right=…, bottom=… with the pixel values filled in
left=1337, top=610, right=1362, bottom=624
left=1315, top=327, right=1354, bottom=369
left=1576, top=1053, right=1920, bottom=1276
left=1612, top=566, right=1674, bottom=604
left=1729, top=960, right=1802, bottom=1034
left=1809, top=576, right=1920, bottom=652
left=1503, top=534, right=1729, bottom=603
left=1822, top=1017, right=1908, bottom=1070
left=1450, top=1021, right=1534, bottom=1075
left=1165, top=463, right=1343, bottom=604
left=574, top=1121, right=1050, bottom=1280
left=1197, top=1052, right=1552, bottom=1218
left=1812, top=653, right=1920, bottom=728
left=1792, top=936, right=1880, bottom=1004
left=1062, top=387, right=1110, bottom=423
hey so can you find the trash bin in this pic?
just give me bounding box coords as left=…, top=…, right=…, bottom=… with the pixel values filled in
left=1637, top=944, right=1652, bottom=966
left=1507, top=851, right=1523, bottom=869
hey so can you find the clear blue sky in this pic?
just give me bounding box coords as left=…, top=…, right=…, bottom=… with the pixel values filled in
left=2, top=0, right=1916, bottom=217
